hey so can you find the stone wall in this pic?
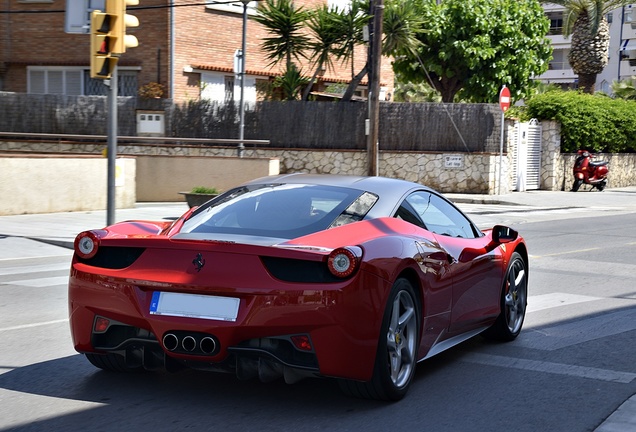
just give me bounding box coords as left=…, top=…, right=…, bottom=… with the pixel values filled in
left=537, top=121, right=636, bottom=190
left=3, top=119, right=636, bottom=199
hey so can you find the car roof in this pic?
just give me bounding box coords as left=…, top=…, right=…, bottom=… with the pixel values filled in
left=244, top=173, right=434, bottom=197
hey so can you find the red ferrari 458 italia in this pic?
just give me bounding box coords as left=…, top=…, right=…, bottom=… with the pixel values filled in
left=69, top=174, right=528, bottom=400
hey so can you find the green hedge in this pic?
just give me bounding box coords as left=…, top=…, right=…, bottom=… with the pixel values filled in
left=520, top=91, right=636, bottom=153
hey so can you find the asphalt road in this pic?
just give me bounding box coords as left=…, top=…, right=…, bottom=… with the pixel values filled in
left=0, top=204, right=635, bottom=431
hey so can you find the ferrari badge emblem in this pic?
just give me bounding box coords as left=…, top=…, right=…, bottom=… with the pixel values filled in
left=192, top=253, right=206, bottom=272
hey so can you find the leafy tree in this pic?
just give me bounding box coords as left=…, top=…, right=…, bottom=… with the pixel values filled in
left=546, top=1, right=630, bottom=94
left=392, top=0, right=552, bottom=103
left=393, top=81, right=441, bottom=102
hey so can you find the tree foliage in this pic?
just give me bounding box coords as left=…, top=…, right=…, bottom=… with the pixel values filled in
left=252, top=0, right=311, bottom=71
left=612, top=77, right=636, bottom=101
left=253, top=0, right=422, bottom=102
left=522, top=90, right=636, bottom=152
left=545, top=0, right=630, bottom=94
left=392, top=0, right=552, bottom=103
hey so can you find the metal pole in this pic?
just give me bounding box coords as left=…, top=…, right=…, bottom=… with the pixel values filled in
left=367, top=0, right=384, bottom=176
left=498, top=110, right=504, bottom=195
left=238, top=0, right=249, bottom=158
left=106, top=66, right=118, bottom=226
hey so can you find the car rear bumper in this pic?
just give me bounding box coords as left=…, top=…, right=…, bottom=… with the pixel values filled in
left=68, top=266, right=389, bottom=381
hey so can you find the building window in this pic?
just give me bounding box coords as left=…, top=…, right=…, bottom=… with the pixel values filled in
left=201, top=71, right=256, bottom=105
left=85, top=71, right=138, bottom=96
left=549, top=49, right=571, bottom=70
left=205, top=1, right=257, bottom=15
left=28, top=66, right=138, bottom=96
left=225, top=76, right=235, bottom=102
left=27, top=67, right=83, bottom=95
left=547, top=12, right=563, bottom=35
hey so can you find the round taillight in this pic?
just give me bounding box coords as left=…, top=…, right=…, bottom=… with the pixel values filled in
left=74, top=231, right=100, bottom=259
left=328, top=247, right=359, bottom=278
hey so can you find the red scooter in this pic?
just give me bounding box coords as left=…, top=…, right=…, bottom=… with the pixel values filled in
left=571, top=150, right=609, bottom=192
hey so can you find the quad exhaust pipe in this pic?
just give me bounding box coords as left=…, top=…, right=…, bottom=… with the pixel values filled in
left=162, top=332, right=217, bottom=355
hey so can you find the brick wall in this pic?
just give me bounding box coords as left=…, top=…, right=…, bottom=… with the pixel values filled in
left=0, top=0, right=393, bottom=102
left=0, top=0, right=169, bottom=93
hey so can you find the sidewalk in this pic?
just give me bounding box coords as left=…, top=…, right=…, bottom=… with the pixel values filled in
left=3, top=187, right=636, bottom=253
left=0, top=202, right=190, bottom=254
left=1, top=190, right=636, bottom=429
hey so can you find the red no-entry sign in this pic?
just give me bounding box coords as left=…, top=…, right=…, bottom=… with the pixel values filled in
left=499, top=86, right=511, bottom=112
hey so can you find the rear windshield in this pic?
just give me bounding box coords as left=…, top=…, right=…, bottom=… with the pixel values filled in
left=180, top=183, right=378, bottom=239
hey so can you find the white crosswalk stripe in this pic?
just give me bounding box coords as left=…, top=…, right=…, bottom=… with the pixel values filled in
left=0, top=262, right=69, bottom=276
left=3, top=275, right=69, bottom=287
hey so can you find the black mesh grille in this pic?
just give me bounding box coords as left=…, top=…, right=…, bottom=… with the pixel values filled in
left=78, top=246, right=145, bottom=269
left=261, top=256, right=341, bottom=283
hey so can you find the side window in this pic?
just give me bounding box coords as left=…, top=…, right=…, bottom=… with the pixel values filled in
left=394, top=204, right=425, bottom=228
left=403, top=192, right=479, bottom=239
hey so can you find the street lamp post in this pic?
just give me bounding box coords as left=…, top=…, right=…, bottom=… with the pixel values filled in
left=238, top=0, right=250, bottom=158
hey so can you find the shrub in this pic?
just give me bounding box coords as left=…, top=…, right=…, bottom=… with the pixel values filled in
left=190, top=186, right=220, bottom=194
left=521, top=90, right=636, bottom=153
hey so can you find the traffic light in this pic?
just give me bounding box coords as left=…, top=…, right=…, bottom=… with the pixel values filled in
left=90, top=10, right=118, bottom=79
left=107, top=0, right=139, bottom=54
left=89, top=0, right=139, bottom=79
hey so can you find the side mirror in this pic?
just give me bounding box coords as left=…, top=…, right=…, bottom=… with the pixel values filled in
left=492, top=225, right=518, bottom=244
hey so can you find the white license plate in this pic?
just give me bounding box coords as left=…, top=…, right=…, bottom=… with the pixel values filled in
left=149, top=292, right=240, bottom=322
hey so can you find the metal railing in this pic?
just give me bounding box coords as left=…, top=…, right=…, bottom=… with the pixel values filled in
left=0, top=132, right=270, bottom=147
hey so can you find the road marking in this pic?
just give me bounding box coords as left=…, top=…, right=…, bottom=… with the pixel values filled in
left=0, top=319, right=68, bottom=333
left=527, top=293, right=600, bottom=313
left=462, top=352, right=636, bottom=384
left=520, top=307, right=636, bottom=351
left=0, top=254, right=71, bottom=262
left=1, top=276, right=68, bottom=287
left=0, top=263, right=69, bottom=276
left=533, top=247, right=601, bottom=258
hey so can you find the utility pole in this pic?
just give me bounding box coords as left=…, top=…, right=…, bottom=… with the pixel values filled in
left=367, top=0, right=384, bottom=176
left=106, top=68, right=118, bottom=226
left=237, top=0, right=250, bottom=158
left=90, top=0, right=140, bottom=225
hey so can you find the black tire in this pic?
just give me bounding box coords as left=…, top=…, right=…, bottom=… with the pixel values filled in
left=339, top=278, right=420, bottom=401
left=596, top=180, right=607, bottom=192
left=483, top=252, right=528, bottom=341
left=571, top=179, right=583, bottom=192
left=85, top=352, right=144, bottom=373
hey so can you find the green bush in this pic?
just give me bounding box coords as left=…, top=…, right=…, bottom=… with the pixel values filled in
left=190, top=186, right=220, bottom=194
left=521, top=91, right=636, bottom=153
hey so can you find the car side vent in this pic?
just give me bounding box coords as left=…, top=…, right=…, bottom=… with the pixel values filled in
left=78, top=246, right=145, bottom=269
left=261, top=256, right=343, bottom=283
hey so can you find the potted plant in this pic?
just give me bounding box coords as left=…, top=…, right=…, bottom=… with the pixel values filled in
left=180, top=186, right=221, bottom=208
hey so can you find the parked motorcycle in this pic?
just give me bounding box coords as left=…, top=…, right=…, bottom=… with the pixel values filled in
left=571, top=150, right=609, bottom=192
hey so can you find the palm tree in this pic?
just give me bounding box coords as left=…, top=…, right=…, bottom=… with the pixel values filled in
left=252, top=0, right=311, bottom=72
left=611, top=76, right=636, bottom=100
left=339, top=0, right=423, bottom=101
left=546, top=1, right=631, bottom=94
left=302, top=5, right=343, bottom=100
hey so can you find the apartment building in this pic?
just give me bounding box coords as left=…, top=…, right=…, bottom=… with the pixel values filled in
left=0, top=0, right=394, bottom=103
left=539, top=3, right=636, bottom=93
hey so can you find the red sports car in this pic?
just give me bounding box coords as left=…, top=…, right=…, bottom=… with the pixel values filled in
left=68, top=174, right=528, bottom=400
